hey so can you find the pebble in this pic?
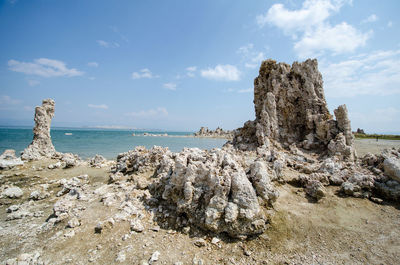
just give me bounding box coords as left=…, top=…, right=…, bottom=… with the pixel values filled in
left=149, top=251, right=160, bottom=264
left=194, top=238, right=207, bottom=247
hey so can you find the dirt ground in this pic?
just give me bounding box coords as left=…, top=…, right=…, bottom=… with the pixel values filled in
left=1, top=140, right=400, bottom=264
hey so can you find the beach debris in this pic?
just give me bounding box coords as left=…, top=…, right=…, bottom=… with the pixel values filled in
left=0, top=149, right=24, bottom=169
left=21, top=99, right=57, bottom=160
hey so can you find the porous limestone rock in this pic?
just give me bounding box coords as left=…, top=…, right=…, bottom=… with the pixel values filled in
left=229, top=59, right=356, bottom=160
left=194, top=127, right=234, bottom=139
left=382, top=149, right=400, bottom=182
left=1, top=186, right=23, bottom=199
left=0, top=149, right=24, bottom=169
left=89, top=154, right=107, bottom=168
left=123, top=147, right=278, bottom=238
left=21, top=99, right=56, bottom=160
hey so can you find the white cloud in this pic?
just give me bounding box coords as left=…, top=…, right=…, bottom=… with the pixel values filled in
left=259, top=0, right=370, bottom=58
left=97, top=40, right=119, bottom=48
left=294, top=22, right=371, bottom=58
left=132, top=68, right=158, bottom=79
left=8, top=58, right=84, bottom=77
left=88, top=104, right=109, bottom=110
left=186, top=66, right=197, bottom=77
left=27, top=80, right=40, bottom=86
left=201, top=64, right=241, bottom=81
left=388, top=21, right=393, bottom=27
left=88, top=77, right=96, bottom=80
left=237, top=44, right=266, bottom=69
left=238, top=88, right=253, bottom=93
left=0, top=95, right=21, bottom=105
left=361, top=14, right=378, bottom=24
left=163, top=82, right=177, bottom=91
left=321, top=49, right=400, bottom=97
left=88, top=62, right=99, bottom=67
left=125, top=107, right=168, bottom=118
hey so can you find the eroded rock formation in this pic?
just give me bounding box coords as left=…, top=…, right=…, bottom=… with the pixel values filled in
left=112, top=146, right=278, bottom=238
left=21, top=99, right=56, bottom=160
left=194, top=127, right=234, bottom=139
left=229, top=59, right=356, bottom=160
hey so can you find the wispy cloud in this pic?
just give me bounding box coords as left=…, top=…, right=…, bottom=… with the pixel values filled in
left=238, top=88, right=253, bottom=93
left=361, top=14, right=378, bottom=24
left=88, top=104, right=109, bottom=109
left=201, top=64, right=241, bottom=81
left=132, top=68, right=158, bottom=79
left=237, top=43, right=266, bottom=69
left=0, top=95, right=22, bottom=110
left=87, top=62, right=99, bottom=67
left=109, top=26, right=129, bottom=43
left=163, top=82, right=177, bottom=91
left=125, top=107, right=168, bottom=118
left=0, top=95, right=21, bottom=105
left=27, top=79, right=40, bottom=86
left=321, top=49, right=400, bottom=97
left=97, top=40, right=120, bottom=48
left=258, top=0, right=370, bottom=58
left=8, top=58, right=84, bottom=77
left=186, top=66, right=197, bottom=77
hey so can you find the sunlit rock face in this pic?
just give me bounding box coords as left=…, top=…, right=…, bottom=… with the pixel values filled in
left=21, top=99, right=56, bottom=160
left=230, top=59, right=356, bottom=161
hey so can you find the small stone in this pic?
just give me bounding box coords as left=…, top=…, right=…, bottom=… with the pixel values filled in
left=370, top=197, right=383, bottom=204
left=67, top=217, right=81, bottom=228
left=130, top=219, right=144, bottom=232
left=7, top=205, right=19, bottom=213
left=194, top=238, right=207, bottom=247
left=192, top=257, right=204, bottom=265
left=64, top=229, right=75, bottom=238
left=95, top=222, right=103, bottom=234
left=149, top=251, right=160, bottom=264
left=151, top=225, right=160, bottom=232
left=211, top=237, right=220, bottom=245
left=2, top=186, right=23, bottom=199
left=116, top=251, right=126, bottom=263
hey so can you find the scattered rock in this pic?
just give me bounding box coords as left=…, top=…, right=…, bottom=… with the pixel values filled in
left=2, top=186, right=23, bottom=199
left=305, top=180, right=326, bottom=201
left=194, top=238, right=207, bottom=247
left=0, top=149, right=24, bottom=169
left=89, top=154, right=107, bottom=168
left=130, top=218, right=145, bottom=232
left=149, top=251, right=160, bottom=264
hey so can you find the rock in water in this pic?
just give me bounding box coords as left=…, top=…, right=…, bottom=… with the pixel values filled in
left=21, top=99, right=56, bottom=160
left=229, top=59, right=356, bottom=160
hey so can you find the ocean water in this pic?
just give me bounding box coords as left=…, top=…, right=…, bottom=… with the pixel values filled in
left=0, top=127, right=228, bottom=159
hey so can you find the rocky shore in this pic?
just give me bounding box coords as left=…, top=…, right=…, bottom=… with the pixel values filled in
left=1, top=59, right=400, bottom=264
left=194, top=127, right=234, bottom=139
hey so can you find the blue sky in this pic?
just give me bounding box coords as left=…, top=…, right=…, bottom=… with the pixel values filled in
left=1, top=0, right=399, bottom=133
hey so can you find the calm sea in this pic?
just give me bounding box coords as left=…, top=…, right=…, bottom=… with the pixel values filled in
left=0, top=127, right=228, bottom=159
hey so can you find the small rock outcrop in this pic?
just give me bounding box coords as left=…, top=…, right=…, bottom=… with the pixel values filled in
left=0, top=149, right=24, bottom=169
left=114, top=146, right=278, bottom=238
left=21, top=99, right=56, bottom=160
left=229, top=59, right=356, bottom=160
left=194, top=127, right=233, bottom=139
